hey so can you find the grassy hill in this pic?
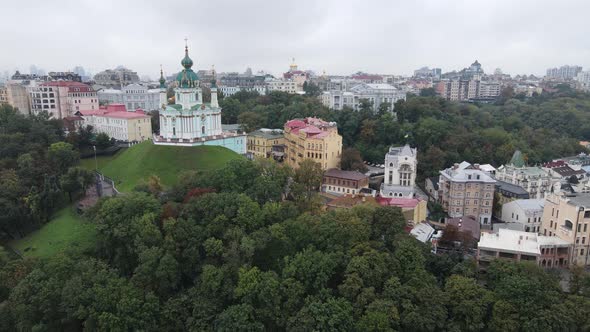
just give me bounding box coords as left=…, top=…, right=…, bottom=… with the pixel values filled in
left=10, top=207, right=96, bottom=259
left=95, top=142, right=242, bottom=192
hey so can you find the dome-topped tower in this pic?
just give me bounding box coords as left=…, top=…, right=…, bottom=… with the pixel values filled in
left=159, top=65, right=166, bottom=89
left=181, top=45, right=194, bottom=69
left=176, top=41, right=199, bottom=88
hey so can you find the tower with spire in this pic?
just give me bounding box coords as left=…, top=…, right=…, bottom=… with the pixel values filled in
left=154, top=40, right=246, bottom=155
left=159, top=65, right=167, bottom=109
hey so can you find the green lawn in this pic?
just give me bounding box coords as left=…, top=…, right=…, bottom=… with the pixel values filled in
left=95, top=141, right=242, bottom=192
left=10, top=207, right=96, bottom=259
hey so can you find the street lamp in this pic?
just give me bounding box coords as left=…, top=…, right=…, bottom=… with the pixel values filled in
left=93, top=145, right=98, bottom=171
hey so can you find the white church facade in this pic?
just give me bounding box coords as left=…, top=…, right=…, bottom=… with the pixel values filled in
left=153, top=44, right=246, bottom=154
left=380, top=145, right=418, bottom=198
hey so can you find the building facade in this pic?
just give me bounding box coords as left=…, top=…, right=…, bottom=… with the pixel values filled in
left=153, top=45, right=246, bottom=154
left=267, top=79, right=298, bottom=94
left=78, top=104, right=151, bottom=142
left=381, top=145, right=417, bottom=198
left=321, top=83, right=406, bottom=112
left=501, top=199, right=544, bottom=233
left=546, top=65, right=583, bottom=80
left=477, top=229, right=571, bottom=269
left=29, top=81, right=98, bottom=119
left=435, top=79, right=501, bottom=101
left=439, top=162, right=496, bottom=225
left=496, top=150, right=551, bottom=199
left=3, top=82, right=31, bottom=114
left=322, top=169, right=369, bottom=196
left=98, top=84, right=161, bottom=111
left=283, top=117, right=342, bottom=170
left=541, top=193, right=590, bottom=267
left=93, top=67, right=140, bottom=87
left=247, top=128, right=284, bottom=159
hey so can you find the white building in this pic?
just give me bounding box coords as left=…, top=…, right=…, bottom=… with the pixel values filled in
left=477, top=228, right=571, bottom=269
left=97, top=84, right=161, bottom=111
left=381, top=145, right=417, bottom=198
left=501, top=199, right=545, bottom=233
left=154, top=44, right=246, bottom=154
left=321, top=83, right=406, bottom=112
left=218, top=85, right=266, bottom=97
left=496, top=150, right=551, bottom=199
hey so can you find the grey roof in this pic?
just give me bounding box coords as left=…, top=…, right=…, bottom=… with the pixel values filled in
left=567, top=193, right=590, bottom=209
left=387, top=144, right=416, bottom=158
left=495, top=180, right=529, bottom=196
left=249, top=128, right=284, bottom=139
left=324, top=168, right=368, bottom=181
left=427, top=176, right=439, bottom=190
left=505, top=199, right=545, bottom=211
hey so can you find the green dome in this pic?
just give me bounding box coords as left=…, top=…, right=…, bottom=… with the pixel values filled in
left=176, top=45, right=199, bottom=88
left=159, top=68, right=166, bottom=88
left=181, top=46, right=193, bottom=69
left=176, top=69, right=199, bottom=88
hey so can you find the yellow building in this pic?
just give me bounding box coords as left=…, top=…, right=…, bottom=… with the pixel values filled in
left=247, top=128, right=285, bottom=159
left=284, top=117, right=342, bottom=170
left=78, top=104, right=152, bottom=142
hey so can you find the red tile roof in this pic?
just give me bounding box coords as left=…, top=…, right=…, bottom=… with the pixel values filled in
left=376, top=197, right=422, bottom=209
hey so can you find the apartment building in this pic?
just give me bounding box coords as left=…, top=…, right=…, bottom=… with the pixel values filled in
left=283, top=117, right=342, bottom=170
left=439, top=161, right=496, bottom=225
left=29, top=81, right=98, bottom=119
left=267, top=79, right=298, bottom=94
left=435, top=79, right=501, bottom=101
left=247, top=128, right=285, bottom=159
left=541, top=193, right=590, bottom=267
left=501, top=199, right=544, bottom=233
left=546, top=65, right=582, bottom=80
left=2, top=82, right=31, bottom=114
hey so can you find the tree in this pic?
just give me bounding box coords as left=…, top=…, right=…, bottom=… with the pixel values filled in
left=340, top=147, right=368, bottom=172
left=47, top=142, right=79, bottom=174
left=292, top=159, right=323, bottom=211
left=95, top=132, right=112, bottom=149
left=59, top=167, right=95, bottom=201
left=420, top=88, right=437, bottom=97
left=238, top=111, right=266, bottom=133
left=444, top=275, right=493, bottom=332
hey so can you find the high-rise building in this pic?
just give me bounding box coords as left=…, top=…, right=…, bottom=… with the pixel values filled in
left=381, top=145, right=417, bottom=198
left=435, top=79, right=500, bottom=101
left=546, top=65, right=583, bottom=80
left=283, top=117, right=342, bottom=170
left=439, top=161, right=496, bottom=225
left=413, top=66, right=441, bottom=79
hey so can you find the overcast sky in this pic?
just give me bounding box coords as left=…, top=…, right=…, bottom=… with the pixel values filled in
left=2, top=0, right=589, bottom=79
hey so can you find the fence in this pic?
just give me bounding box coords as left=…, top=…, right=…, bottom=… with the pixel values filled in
left=94, top=171, right=120, bottom=196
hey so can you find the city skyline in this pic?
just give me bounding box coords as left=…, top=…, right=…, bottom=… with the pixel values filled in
left=2, top=0, right=590, bottom=78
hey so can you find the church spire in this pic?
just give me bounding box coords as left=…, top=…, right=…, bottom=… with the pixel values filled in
left=159, top=64, right=166, bottom=89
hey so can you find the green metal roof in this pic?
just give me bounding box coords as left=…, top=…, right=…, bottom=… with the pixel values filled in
left=509, top=150, right=526, bottom=167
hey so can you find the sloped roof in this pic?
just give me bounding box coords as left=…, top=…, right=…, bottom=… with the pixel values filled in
left=324, top=168, right=368, bottom=181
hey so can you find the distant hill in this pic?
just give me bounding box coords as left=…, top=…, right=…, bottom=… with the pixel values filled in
left=98, top=142, right=242, bottom=191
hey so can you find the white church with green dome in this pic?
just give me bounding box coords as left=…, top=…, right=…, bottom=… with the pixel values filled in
left=153, top=43, right=246, bottom=154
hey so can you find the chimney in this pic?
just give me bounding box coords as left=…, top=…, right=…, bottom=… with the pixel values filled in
left=474, top=163, right=480, bottom=169
left=453, top=163, right=459, bottom=169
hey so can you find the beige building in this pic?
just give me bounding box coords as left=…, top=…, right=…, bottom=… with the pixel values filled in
left=541, top=193, right=590, bottom=267
left=439, top=161, right=496, bottom=225
left=78, top=104, right=151, bottom=142
left=2, top=82, right=31, bottom=114
left=267, top=79, right=298, bottom=94
left=0, top=85, right=7, bottom=104
left=247, top=128, right=284, bottom=159
left=284, top=117, right=342, bottom=170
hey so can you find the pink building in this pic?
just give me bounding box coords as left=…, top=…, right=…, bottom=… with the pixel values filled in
left=29, top=81, right=98, bottom=118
